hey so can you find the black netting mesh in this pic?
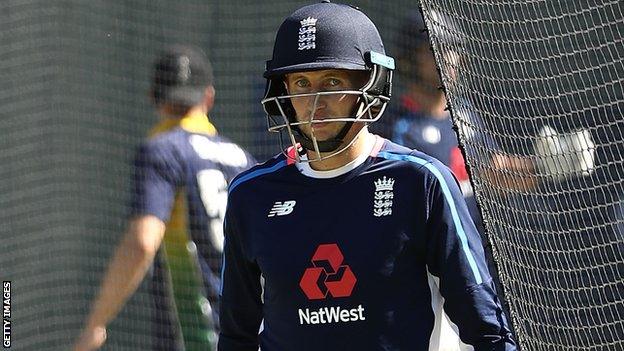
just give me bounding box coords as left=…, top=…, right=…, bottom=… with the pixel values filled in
left=420, top=0, right=624, bottom=350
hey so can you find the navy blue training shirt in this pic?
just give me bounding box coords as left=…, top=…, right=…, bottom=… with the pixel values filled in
left=219, top=136, right=516, bottom=351
left=131, top=112, right=255, bottom=308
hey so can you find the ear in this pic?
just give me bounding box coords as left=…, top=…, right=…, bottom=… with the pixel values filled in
left=203, top=86, right=216, bottom=112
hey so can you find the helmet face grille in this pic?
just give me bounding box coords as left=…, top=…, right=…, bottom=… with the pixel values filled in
left=261, top=67, right=393, bottom=162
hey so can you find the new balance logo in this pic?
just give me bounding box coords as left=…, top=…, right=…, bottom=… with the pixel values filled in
left=268, top=200, right=297, bottom=217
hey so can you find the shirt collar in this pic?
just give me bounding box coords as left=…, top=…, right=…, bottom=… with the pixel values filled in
left=149, top=110, right=217, bottom=137
left=295, top=133, right=378, bottom=179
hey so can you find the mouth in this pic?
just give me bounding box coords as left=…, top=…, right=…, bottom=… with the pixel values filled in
left=310, top=116, right=334, bottom=128
left=311, top=122, right=331, bottom=130
left=306, top=112, right=326, bottom=123
left=302, top=113, right=343, bottom=130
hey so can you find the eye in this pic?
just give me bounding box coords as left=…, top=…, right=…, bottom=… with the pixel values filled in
left=294, top=78, right=310, bottom=88
left=323, top=77, right=345, bottom=90
left=327, top=78, right=342, bottom=87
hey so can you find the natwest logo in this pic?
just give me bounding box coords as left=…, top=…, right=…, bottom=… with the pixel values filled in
left=299, top=244, right=357, bottom=300
left=298, top=304, right=365, bottom=325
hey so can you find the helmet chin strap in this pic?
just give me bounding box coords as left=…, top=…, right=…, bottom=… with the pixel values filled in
left=293, top=94, right=368, bottom=153
left=294, top=121, right=354, bottom=153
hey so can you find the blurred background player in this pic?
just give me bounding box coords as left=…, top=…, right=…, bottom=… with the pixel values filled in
left=73, top=44, right=255, bottom=351
left=218, top=2, right=516, bottom=350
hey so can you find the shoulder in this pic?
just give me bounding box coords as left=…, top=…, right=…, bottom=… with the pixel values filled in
left=186, top=132, right=255, bottom=168
left=375, top=138, right=453, bottom=181
left=148, top=128, right=255, bottom=169
left=228, top=153, right=289, bottom=196
left=376, top=138, right=437, bottom=168
left=137, top=129, right=185, bottom=162
left=143, top=126, right=192, bottom=152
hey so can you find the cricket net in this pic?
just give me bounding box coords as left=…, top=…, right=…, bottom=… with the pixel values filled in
left=419, top=1, right=624, bottom=350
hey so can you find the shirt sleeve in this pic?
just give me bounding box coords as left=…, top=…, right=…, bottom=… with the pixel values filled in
left=218, top=196, right=263, bottom=351
left=423, top=159, right=516, bottom=350
left=130, top=141, right=182, bottom=221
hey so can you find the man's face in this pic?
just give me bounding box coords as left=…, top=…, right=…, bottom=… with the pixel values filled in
left=284, top=69, right=368, bottom=141
left=414, top=45, right=440, bottom=88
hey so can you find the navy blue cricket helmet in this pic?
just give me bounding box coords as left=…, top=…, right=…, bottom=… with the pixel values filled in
left=261, top=1, right=395, bottom=160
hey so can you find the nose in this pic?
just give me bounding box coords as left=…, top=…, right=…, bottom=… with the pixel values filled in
left=306, top=95, right=327, bottom=116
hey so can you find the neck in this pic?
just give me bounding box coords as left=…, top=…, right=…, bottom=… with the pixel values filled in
left=159, top=104, right=207, bottom=120
left=306, top=127, right=374, bottom=171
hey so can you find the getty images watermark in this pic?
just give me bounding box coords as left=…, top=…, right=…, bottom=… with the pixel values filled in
left=3, top=281, right=10, bottom=348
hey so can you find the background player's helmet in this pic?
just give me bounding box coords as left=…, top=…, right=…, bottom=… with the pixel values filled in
left=397, top=10, right=465, bottom=84
left=396, top=11, right=430, bottom=83
left=261, top=1, right=394, bottom=161
left=152, top=45, right=214, bottom=108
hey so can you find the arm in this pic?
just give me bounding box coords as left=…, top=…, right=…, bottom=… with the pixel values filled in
left=218, top=202, right=263, bottom=351
left=485, top=152, right=537, bottom=192
left=476, top=125, right=596, bottom=193
left=74, top=141, right=179, bottom=350
left=423, top=160, right=516, bottom=350
left=73, top=215, right=166, bottom=351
